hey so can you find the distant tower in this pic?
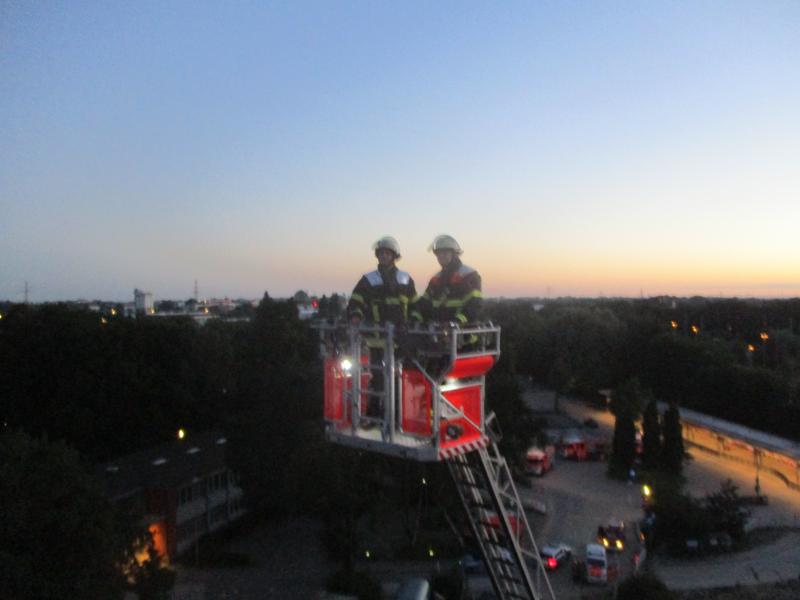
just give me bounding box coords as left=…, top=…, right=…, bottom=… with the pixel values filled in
left=134, top=289, right=154, bottom=315
left=194, top=279, right=199, bottom=302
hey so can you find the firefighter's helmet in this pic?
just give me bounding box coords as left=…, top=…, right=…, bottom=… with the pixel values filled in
left=429, top=234, right=463, bottom=255
left=373, top=236, right=401, bottom=259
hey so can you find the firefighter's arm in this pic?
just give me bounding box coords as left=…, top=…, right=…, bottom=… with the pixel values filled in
left=455, top=272, right=483, bottom=325
left=409, top=287, right=431, bottom=324
left=347, top=277, right=370, bottom=323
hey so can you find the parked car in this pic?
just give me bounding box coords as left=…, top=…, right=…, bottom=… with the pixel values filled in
left=597, top=518, right=626, bottom=552
left=539, top=543, right=572, bottom=570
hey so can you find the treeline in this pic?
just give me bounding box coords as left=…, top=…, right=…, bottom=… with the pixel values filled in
left=0, top=295, right=318, bottom=462
left=3, top=295, right=799, bottom=466
left=485, top=296, right=800, bottom=441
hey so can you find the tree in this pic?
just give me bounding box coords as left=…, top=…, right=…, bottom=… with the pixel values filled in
left=610, top=408, right=637, bottom=478
left=617, top=572, right=674, bottom=600
left=704, top=479, right=750, bottom=542
left=0, top=431, right=128, bottom=599
left=609, top=379, right=642, bottom=478
left=641, top=396, right=662, bottom=470
left=486, top=370, right=536, bottom=467
left=661, top=402, right=684, bottom=475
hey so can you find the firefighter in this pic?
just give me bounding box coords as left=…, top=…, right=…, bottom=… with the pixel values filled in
left=347, top=236, right=417, bottom=327
left=347, top=236, right=417, bottom=422
left=411, top=234, right=483, bottom=326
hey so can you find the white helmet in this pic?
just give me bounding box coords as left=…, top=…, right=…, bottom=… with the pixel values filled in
left=429, top=234, right=462, bottom=255
left=373, top=236, right=401, bottom=258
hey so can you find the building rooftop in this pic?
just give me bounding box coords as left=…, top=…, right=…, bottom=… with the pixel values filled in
left=97, top=430, right=230, bottom=500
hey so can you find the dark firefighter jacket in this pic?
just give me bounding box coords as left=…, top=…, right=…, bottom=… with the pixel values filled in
left=411, top=258, right=483, bottom=325
left=347, top=265, right=417, bottom=326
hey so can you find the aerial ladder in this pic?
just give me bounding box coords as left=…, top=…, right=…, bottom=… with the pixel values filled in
left=315, top=321, right=556, bottom=600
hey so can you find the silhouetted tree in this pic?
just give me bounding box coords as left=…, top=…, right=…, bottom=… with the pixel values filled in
left=661, top=402, right=684, bottom=475
left=0, top=431, right=129, bottom=599
left=641, top=397, right=662, bottom=470
left=609, top=409, right=637, bottom=478
left=704, top=479, right=750, bottom=542
left=617, top=572, right=674, bottom=600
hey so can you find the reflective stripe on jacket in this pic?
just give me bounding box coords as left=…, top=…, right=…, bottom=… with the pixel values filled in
left=347, top=266, right=417, bottom=326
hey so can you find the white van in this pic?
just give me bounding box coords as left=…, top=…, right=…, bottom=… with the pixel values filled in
left=585, top=543, right=608, bottom=584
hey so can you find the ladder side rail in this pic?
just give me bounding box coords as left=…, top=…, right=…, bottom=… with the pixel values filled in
left=448, top=454, right=526, bottom=600
left=482, top=442, right=557, bottom=600
left=476, top=446, right=542, bottom=600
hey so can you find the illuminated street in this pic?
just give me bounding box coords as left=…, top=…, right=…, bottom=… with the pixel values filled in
left=551, top=393, right=800, bottom=591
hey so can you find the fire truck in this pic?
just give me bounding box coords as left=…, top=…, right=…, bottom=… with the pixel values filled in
left=316, top=321, right=556, bottom=600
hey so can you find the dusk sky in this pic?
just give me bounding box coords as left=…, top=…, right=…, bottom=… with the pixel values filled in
left=2, top=1, right=799, bottom=302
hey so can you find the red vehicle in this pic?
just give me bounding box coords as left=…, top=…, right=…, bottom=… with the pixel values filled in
left=561, top=434, right=587, bottom=460
left=561, top=433, right=608, bottom=462
left=525, top=445, right=555, bottom=476
left=483, top=511, right=522, bottom=537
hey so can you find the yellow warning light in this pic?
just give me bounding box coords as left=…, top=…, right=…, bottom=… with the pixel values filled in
left=178, top=428, right=186, bottom=440
left=642, top=484, right=652, bottom=497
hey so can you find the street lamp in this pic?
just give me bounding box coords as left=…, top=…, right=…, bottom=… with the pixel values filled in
left=691, top=325, right=699, bottom=335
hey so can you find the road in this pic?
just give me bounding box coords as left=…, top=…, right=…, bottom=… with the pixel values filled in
left=526, top=388, right=800, bottom=593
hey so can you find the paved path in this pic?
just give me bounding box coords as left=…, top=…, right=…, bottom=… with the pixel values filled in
left=652, top=530, right=800, bottom=590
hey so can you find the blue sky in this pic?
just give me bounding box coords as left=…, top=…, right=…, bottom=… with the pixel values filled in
left=2, top=1, right=799, bottom=301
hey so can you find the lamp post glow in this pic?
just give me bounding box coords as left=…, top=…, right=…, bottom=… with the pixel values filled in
left=178, top=428, right=186, bottom=440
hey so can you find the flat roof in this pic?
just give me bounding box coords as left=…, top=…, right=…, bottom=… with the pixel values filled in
left=97, top=430, right=229, bottom=500
left=659, top=402, right=800, bottom=461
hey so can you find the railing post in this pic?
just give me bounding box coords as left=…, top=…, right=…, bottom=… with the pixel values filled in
left=385, top=322, right=395, bottom=443
left=349, top=325, right=361, bottom=433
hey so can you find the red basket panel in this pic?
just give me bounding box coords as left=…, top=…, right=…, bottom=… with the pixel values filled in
left=401, top=367, right=433, bottom=436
